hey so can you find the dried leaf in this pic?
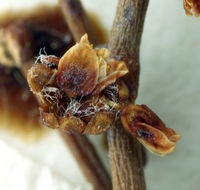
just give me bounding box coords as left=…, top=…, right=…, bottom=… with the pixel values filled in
left=184, top=0, right=200, bottom=16
left=57, top=34, right=99, bottom=97
left=121, top=104, right=181, bottom=156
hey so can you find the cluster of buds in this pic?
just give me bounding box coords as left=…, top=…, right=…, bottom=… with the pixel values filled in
left=27, top=34, right=181, bottom=156
left=184, top=0, right=200, bottom=16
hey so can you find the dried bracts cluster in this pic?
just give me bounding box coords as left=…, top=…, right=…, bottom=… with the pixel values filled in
left=184, top=0, right=200, bottom=16
left=27, top=34, right=181, bottom=156
left=28, top=34, right=128, bottom=134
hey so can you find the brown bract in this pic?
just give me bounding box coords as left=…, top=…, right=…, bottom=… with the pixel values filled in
left=184, top=0, right=200, bottom=16
left=84, top=112, right=115, bottom=134
left=116, top=80, right=129, bottom=102
left=92, top=55, right=129, bottom=96
left=57, top=34, right=99, bottom=97
left=27, top=63, right=57, bottom=94
left=27, top=34, right=128, bottom=135
left=121, top=104, right=181, bottom=156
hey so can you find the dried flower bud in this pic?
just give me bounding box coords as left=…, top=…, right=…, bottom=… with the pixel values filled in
left=27, top=34, right=128, bottom=135
left=57, top=34, right=99, bottom=97
left=121, top=104, right=181, bottom=156
left=184, top=0, right=200, bottom=16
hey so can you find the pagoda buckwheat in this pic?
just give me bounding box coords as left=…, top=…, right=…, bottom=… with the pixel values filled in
left=27, top=34, right=181, bottom=155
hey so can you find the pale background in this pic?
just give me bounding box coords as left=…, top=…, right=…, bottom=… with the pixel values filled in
left=0, top=0, right=200, bottom=190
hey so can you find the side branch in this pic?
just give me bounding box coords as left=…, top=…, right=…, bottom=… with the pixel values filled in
left=59, top=0, right=98, bottom=43
left=60, top=132, right=112, bottom=190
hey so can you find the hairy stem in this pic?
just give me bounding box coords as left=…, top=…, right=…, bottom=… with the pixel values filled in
left=108, top=0, right=149, bottom=190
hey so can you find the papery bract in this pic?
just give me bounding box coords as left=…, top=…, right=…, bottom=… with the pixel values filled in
left=121, top=104, right=181, bottom=156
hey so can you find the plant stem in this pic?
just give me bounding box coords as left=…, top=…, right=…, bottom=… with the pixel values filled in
left=60, top=131, right=112, bottom=190
left=108, top=0, right=149, bottom=189
left=59, top=0, right=98, bottom=43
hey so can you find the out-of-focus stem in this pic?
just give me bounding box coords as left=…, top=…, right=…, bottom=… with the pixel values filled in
left=59, top=0, right=98, bottom=43
left=60, top=131, right=112, bottom=190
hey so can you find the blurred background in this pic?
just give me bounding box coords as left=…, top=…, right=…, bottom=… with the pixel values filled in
left=0, top=0, right=199, bottom=190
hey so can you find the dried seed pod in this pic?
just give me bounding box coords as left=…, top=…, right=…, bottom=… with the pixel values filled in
left=184, top=0, right=200, bottom=16
left=57, top=34, right=99, bottom=97
left=121, top=104, right=181, bottom=156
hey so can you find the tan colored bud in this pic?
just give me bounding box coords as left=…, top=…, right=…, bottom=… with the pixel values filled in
left=27, top=34, right=128, bottom=135
left=121, top=104, right=181, bottom=156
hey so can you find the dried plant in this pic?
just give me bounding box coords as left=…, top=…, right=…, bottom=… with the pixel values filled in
left=27, top=34, right=181, bottom=156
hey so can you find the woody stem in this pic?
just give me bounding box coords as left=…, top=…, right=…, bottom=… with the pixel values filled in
left=108, top=0, right=149, bottom=190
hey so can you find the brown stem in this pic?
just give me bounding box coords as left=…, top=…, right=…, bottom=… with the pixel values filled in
left=108, top=0, right=149, bottom=190
left=60, top=131, right=111, bottom=190
left=59, top=0, right=98, bottom=43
